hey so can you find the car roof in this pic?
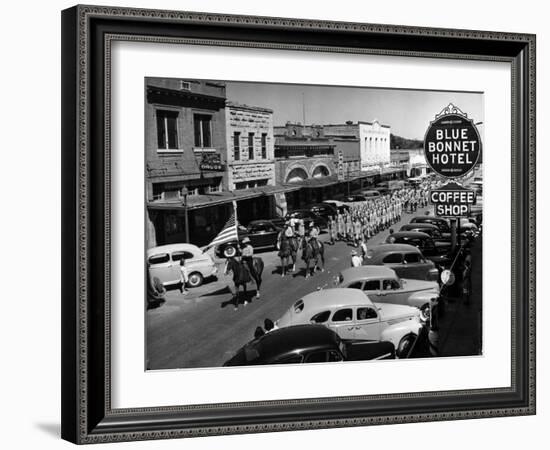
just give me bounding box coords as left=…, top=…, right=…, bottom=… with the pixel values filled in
left=412, top=216, right=447, bottom=222
left=147, top=243, right=201, bottom=256
left=340, top=266, right=396, bottom=283
left=300, top=288, right=373, bottom=309
left=248, top=219, right=277, bottom=226
left=390, top=231, right=431, bottom=239
left=309, top=203, right=336, bottom=210
left=256, top=325, right=339, bottom=356
left=225, top=325, right=340, bottom=365
left=369, top=243, right=422, bottom=254
left=400, top=223, right=438, bottom=230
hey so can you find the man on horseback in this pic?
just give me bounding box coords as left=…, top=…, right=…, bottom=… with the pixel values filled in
left=277, top=221, right=297, bottom=276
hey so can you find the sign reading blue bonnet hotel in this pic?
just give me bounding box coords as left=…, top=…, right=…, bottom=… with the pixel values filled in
left=424, top=104, right=482, bottom=178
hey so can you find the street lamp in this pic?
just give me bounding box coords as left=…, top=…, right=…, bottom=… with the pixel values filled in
left=181, top=186, right=190, bottom=243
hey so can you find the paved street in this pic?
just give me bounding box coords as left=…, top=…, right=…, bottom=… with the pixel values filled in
left=146, top=204, right=482, bottom=370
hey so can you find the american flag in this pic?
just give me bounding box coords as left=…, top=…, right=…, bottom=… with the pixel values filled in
left=205, top=201, right=239, bottom=249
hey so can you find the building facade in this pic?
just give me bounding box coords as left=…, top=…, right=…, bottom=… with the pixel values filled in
left=391, top=148, right=430, bottom=178
left=145, top=78, right=228, bottom=247
left=323, top=120, right=391, bottom=172
left=225, top=102, right=276, bottom=190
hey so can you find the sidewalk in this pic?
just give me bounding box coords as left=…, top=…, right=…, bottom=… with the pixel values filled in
left=438, top=234, right=483, bottom=356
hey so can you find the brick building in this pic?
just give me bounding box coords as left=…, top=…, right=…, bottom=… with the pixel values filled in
left=225, top=102, right=276, bottom=190
left=145, top=78, right=228, bottom=247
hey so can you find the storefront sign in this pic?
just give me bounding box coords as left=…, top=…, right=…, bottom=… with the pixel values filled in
left=199, top=153, right=224, bottom=172
left=430, top=182, right=476, bottom=217
left=337, top=151, right=344, bottom=181
left=424, top=104, right=481, bottom=178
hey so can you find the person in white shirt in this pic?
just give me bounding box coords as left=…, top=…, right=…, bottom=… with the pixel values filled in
left=350, top=250, right=362, bottom=268
left=179, top=258, right=189, bottom=295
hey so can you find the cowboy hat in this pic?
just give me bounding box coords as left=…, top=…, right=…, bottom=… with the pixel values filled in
left=242, top=237, right=251, bottom=244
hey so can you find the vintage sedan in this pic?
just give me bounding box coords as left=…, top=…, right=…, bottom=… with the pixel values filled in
left=215, top=220, right=282, bottom=258
left=362, top=243, right=439, bottom=281
left=385, top=231, right=451, bottom=265
left=307, top=202, right=339, bottom=220
left=147, top=243, right=218, bottom=288
left=322, top=200, right=350, bottom=214
left=285, top=209, right=328, bottom=230
left=223, top=325, right=395, bottom=366
left=275, top=288, right=423, bottom=358
left=336, top=266, right=439, bottom=321
left=410, top=216, right=451, bottom=233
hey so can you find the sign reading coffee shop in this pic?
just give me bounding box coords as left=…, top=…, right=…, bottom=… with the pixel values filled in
left=430, top=182, right=476, bottom=217
left=424, top=104, right=481, bottom=178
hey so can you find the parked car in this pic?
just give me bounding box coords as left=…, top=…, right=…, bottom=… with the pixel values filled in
left=307, top=202, right=338, bottom=220
left=410, top=216, right=451, bottom=233
left=275, top=288, right=423, bottom=358
left=399, top=223, right=444, bottom=240
left=285, top=209, right=328, bottom=230
left=361, top=190, right=382, bottom=199
left=223, top=325, right=395, bottom=366
left=322, top=200, right=350, bottom=214
left=385, top=231, right=451, bottom=265
left=399, top=222, right=470, bottom=247
left=362, top=243, right=439, bottom=281
left=215, top=219, right=282, bottom=258
left=342, top=194, right=367, bottom=203
left=336, top=266, right=439, bottom=321
left=147, top=243, right=218, bottom=288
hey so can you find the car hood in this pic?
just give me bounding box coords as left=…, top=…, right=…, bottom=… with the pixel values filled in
left=275, top=310, right=294, bottom=329
left=375, top=302, right=419, bottom=321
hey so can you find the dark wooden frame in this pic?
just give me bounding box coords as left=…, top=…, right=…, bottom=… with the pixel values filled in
left=61, top=5, right=536, bottom=444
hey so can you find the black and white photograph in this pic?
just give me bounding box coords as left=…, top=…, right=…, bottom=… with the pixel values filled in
left=145, top=78, right=484, bottom=370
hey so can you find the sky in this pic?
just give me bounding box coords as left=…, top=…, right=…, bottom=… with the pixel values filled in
left=225, top=81, right=484, bottom=141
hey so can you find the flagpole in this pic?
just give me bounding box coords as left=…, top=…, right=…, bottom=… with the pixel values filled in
left=232, top=200, right=238, bottom=236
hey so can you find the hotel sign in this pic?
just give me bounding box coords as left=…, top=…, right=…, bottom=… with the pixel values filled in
left=424, top=104, right=481, bottom=178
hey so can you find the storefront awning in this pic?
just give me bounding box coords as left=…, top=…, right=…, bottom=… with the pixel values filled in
left=147, top=184, right=300, bottom=211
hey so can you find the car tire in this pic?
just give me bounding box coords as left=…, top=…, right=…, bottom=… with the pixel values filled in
left=396, top=333, right=417, bottom=358
left=223, top=245, right=237, bottom=259
left=420, top=304, right=431, bottom=322
left=187, top=272, right=203, bottom=288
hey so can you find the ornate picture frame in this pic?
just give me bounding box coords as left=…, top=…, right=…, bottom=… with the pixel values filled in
left=61, top=5, right=535, bottom=444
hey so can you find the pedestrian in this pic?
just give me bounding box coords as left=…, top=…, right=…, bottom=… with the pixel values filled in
left=353, top=217, right=362, bottom=246
left=240, top=237, right=256, bottom=282
left=462, top=260, right=472, bottom=305
left=179, top=258, right=189, bottom=295
left=264, top=318, right=278, bottom=333
left=254, top=326, right=265, bottom=339
left=350, top=250, right=362, bottom=267
left=359, top=238, right=368, bottom=260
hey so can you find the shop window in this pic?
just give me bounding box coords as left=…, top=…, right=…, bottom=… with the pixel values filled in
left=261, top=133, right=267, bottom=159
left=194, top=114, right=212, bottom=148
left=233, top=132, right=240, bottom=161
left=156, top=110, right=179, bottom=150
left=248, top=132, right=255, bottom=160
left=152, top=183, right=164, bottom=201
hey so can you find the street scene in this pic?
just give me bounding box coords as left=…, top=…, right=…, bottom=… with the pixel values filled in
left=145, top=78, right=483, bottom=370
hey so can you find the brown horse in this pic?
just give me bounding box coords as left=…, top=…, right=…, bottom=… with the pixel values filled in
left=224, top=256, right=264, bottom=309
left=301, top=237, right=325, bottom=278
left=277, top=232, right=298, bottom=277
